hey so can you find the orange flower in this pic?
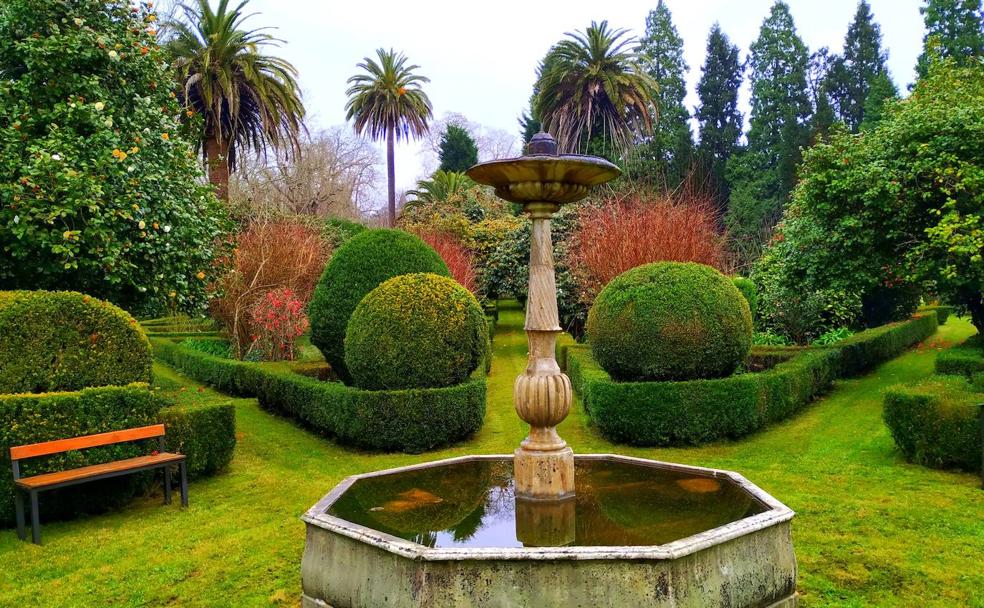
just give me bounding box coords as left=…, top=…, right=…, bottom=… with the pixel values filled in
left=161, top=132, right=169, bottom=140
left=196, top=271, right=206, bottom=280
left=397, top=87, right=407, bottom=96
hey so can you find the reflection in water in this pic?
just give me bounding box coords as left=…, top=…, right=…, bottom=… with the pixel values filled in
left=327, top=459, right=765, bottom=549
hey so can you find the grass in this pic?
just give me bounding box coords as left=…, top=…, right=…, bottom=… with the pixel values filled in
left=2, top=301, right=982, bottom=607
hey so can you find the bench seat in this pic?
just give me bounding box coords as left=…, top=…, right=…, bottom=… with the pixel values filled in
left=15, top=452, right=185, bottom=490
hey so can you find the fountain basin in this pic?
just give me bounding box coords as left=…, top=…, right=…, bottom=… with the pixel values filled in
left=301, top=454, right=797, bottom=607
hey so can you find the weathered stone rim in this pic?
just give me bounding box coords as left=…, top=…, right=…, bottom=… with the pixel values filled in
left=301, top=454, right=795, bottom=562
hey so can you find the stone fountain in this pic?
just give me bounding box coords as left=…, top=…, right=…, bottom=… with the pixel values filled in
left=300, top=133, right=798, bottom=608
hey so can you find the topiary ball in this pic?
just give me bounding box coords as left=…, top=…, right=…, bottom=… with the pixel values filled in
left=0, top=290, right=152, bottom=393
left=586, top=262, right=752, bottom=381
left=309, top=229, right=450, bottom=382
left=344, top=273, right=489, bottom=390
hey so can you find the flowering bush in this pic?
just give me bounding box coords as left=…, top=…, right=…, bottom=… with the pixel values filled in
left=0, top=0, right=227, bottom=314
left=210, top=220, right=329, bottom=358
left=246, top=288, right=309, bottom=361
left=413, top=231, right=478, bottom=293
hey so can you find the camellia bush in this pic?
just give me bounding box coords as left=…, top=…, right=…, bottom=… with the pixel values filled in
left=754, top=57, right=984, bottom=341
left=0, top=0, right=227, bottom=314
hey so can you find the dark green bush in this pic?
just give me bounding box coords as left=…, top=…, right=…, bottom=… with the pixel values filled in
left=0, top=290, right=152, bottom=393
left=884, top=376, right=982, bottom=472
left=345, top=274, right=489, bottom=390
left=824, top=312, right=938, bottom=377
left=935, top=335, right=984, bottom=378
left=919, top=305, right=953, bottom=325
left=181, top=337, right=232, bottom=359
left=322, top=217, right=367, bottom=250
left=160, top=402, right=236, bottom=479
left=586, top=262, right=753, bottom=381
left=0, top=384, right=166, bottom=527
left=566, top=347, right=839, bottom=446
left=308, top=229, right=449, bottom=382
left=152, top=337, right=485, bottom=452
left=732, top=276, right=758, bottom=320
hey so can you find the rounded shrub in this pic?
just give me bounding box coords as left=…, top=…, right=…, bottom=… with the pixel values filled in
left=345, top=273, right=489, bottom=390
left=586, top=262, right=752, bottom=382
left=0, top=290, right=152, bottom=393
left=309, top=230, right=450, bottom=382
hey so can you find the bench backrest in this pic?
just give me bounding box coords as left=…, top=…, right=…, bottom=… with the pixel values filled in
left=9, top=424, right=166, bottom=462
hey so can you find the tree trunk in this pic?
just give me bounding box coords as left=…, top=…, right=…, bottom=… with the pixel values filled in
left=205, top=135, right=231, bottom=202
left=386, top=127, right=396, bottom=227
left=966, top=292, right=984, bottom=338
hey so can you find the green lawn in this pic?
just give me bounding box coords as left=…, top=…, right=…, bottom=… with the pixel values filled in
left=1, top=302, right=981, bottom=607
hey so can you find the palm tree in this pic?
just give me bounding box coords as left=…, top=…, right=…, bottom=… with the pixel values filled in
left=345, top=49, right=432, bottom=227
left=535, top=21, right=658, bottom=155
left=405, top=170, right=476, bottom=208
left=167, top=0, right=304, bottom=200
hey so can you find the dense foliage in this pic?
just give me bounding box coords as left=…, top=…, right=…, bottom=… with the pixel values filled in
left=0, top=0, right=226, bottom=314
left=322, top=217, right=367, bottom=250
left=308, top=229, right=449, bottom=382
left=160, top=400, right=236, bottom=478
left=345, top=273, right=489, bottom=390
left=586, top=262, right=752, bottom=381
left=0, top=291, right=151, bottom=393
left=437, top=124, right=479, bottom=173
left=915, top=0, right=984, bottom=79
left=755, top=59, right=984, bottom=340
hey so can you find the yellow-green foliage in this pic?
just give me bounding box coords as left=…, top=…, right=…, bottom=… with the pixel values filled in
left=0, top=290, right=152, bottom=393
left=587, top=262, right=753, bottom=381
left=345, top=273, right=490, bottom=390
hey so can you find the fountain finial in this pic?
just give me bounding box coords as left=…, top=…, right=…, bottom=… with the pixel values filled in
left=526, top=131, right=558, bottom=156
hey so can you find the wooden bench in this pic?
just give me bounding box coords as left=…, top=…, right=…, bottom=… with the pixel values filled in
left=9, top=424, right=187, bottom=545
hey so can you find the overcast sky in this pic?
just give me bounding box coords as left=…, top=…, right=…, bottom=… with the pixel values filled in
left=239, top=0, right=926, bottom=209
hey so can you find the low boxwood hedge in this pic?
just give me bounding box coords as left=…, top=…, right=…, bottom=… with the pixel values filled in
left=152, top=337, right=486, bottom=453
left=160, top=402, right=236, bottom=479
left=884, top=376, right=982, bottom=472
left=0, top=384, right=166, bottom=527
left=562, top=312, right=940, bottom=447
left=918, top=304, right=953, bottom=325
left=935, top=335, right=984, bottom=378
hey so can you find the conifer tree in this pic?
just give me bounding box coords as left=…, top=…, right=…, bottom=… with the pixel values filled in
left=725, top=1, right=811, bottom=263
left=694, top=24, right=743, bottom=213
left=831, top=1, right=892, bottom=131
left=628, top=0, right=693, bottom=187
left=438, top=123, right=479, bottom=173
left=915, top=0, right=984, bottom=78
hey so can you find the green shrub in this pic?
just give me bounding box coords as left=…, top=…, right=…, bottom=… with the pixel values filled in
left=919, top=304, right=953, bottom=325
left=825, top=312, right=938, bottom=377
left=181, top=337, right=232, bottom=359
left=586, top=262, right=753, bottom=381
left=152, top=337, right=485, bottom=452
left=345, top=274, right=489, bottom=390
left=322, top=217, right=367, bottom=250
left=0, top=384, right=166, bottom=526
left=732, top=276, right=758, bottom=320
left=935, top=335, right=984, bottom=378
left=160, top=402, right=236, bottom=479
left=0, top=291, right=152, bottom=393
left=884, top=376, right=981, bottom=472
left=565, top=347, right=839, bottom=446
left=308, top=229, right=449, bottom=382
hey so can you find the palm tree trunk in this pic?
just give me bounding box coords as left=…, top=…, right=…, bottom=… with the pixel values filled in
left=386, top=127, right=396, bottom=227
left=205, top=135, right=231, bottom=201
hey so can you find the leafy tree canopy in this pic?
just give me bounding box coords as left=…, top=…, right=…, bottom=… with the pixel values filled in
left=438, top=123, right=479, bottom=173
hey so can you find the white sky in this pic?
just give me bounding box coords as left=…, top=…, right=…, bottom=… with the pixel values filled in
left=241, top=0, right=926, bottom=210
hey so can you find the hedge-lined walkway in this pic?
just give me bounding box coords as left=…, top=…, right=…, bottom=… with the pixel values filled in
left=0, top=302, right=981, bottom=607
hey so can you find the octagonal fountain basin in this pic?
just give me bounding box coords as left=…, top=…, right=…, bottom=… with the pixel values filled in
left=301, top=455, right=797, bottom=608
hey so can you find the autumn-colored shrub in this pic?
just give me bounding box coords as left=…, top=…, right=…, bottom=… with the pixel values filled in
left=210, top=220, right=329, bottom=358
left=246, top=288, right=309, bottom=361
left=413, top=231, right=478, bottom=293
left=567, top=193, right=727, bottom=308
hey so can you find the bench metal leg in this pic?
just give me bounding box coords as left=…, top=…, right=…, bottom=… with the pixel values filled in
left=164, top=465, right=172, bottom=505
left=179, top=461, right=189, bottom=508
left=29, top=490, right=41, bottom=545
left=14, top=491, right=26, bottom=542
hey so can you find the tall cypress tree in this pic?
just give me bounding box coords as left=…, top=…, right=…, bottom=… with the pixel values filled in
left=725, top=1, right=811, bottom=262
left=694, top=24, right=743, bottom=213
left=831, top=1, right=892, bottom=131
left=916, top=0, right=984, bottom=78
left=438, top=123, right=479, bottom=173
left=628, top=0, right=693, bottom=187
left=808, top=47, right=838, bottom=139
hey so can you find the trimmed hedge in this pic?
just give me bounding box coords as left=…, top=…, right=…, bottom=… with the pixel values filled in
left=308, top=229, right=450, bottom=382
left=586, top=263, right=752, bottom=381
left=935, top=335, right=984, bottom=378
left=152, top=337, right=486, bottom=452
left=918, top=304, right=953, bottom=325
left=563, top=312, right=940, bottom=446
left=345, top=274, right=489, bottom=390
left=566, top=346, right=840, bottom=446
left=160, top=402, right=236, bottom=479
left=0, top=384, right=166, bottom=526
left=0, top=290, right=152, bottom=393
left=884, top=376, right=982, bottom=472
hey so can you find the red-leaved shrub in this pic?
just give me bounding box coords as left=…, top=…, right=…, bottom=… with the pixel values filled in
left=247, top=287, right=309, bottom=361
left=567, top=192, right=727, bottom=307
left=210, top=220, right=330, bottom=358
left=413, top=230, right=478, bottom=293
